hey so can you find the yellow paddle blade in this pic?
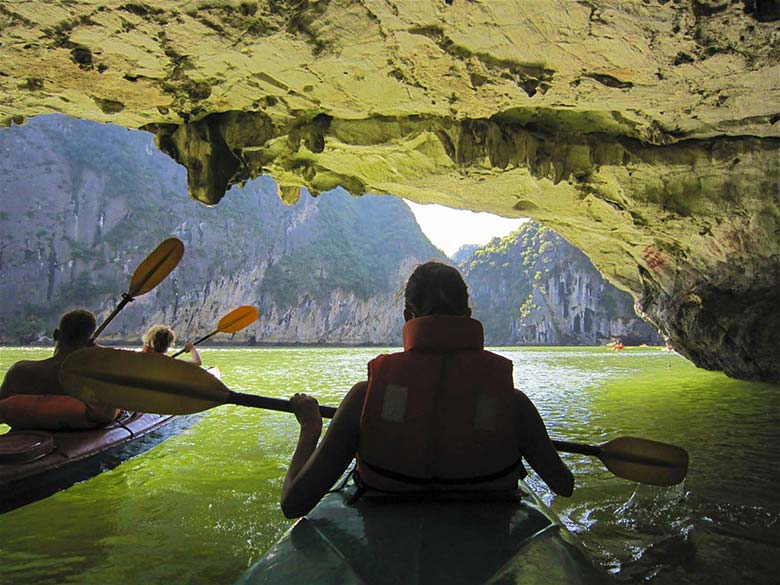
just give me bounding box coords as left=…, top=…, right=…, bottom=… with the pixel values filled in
left=128, top=237, right=185, bottom=297
left=217, top=306, right=259, bottom=333
left=598, top=437, right=689, bottom=486
left=60, top=347, right=229, bottom=415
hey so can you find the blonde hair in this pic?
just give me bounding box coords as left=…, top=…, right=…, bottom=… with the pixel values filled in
left=142, top=325, right=175, bottom=354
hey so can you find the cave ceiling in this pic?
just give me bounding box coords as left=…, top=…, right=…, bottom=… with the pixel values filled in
left=1, top=0, right=779, bottom=382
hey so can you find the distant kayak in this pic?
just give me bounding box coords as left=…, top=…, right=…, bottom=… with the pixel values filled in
left=238, top=478, right=610, bottom=585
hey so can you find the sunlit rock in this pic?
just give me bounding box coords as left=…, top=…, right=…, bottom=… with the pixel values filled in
left=0, top=1, right=778, bottom=381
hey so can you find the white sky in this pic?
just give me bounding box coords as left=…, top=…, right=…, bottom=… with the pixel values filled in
left=404, top=200, right=528, bottom=257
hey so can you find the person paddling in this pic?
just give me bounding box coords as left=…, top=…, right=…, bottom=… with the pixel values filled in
left=0, top=309, right=118, bottom=429
left=280, top=261, right=574, bottom=519
left=142, top=324, right=202, bottom=366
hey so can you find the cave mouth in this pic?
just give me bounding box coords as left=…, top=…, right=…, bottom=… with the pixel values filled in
left=0, top=114, right=664, bottom=352
left=0, top=0, right=778, bottom=382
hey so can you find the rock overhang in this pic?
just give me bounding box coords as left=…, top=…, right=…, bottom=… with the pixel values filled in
left=0, top=0, right=778, bottom=382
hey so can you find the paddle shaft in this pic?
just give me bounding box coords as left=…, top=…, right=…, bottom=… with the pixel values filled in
left=551, top=439, right=600, bottom=456
left=228, top=391, right=338, bottom=418
left=227, top=392, right=603, bottom=457
left=92, top=294, right=133, bottom=341
left=170, top=330, right=217, bottom=358
left=170, top=306, right=259, bottom=358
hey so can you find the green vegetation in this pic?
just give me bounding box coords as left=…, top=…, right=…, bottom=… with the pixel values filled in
left=458, top=221, right=659, bottom=345
left=0, top=115, right=445, bottom=343
left=264, top=190, right=443, bottom=308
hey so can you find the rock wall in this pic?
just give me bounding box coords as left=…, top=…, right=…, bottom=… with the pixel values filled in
left=0, top=116, right=445, bottom=345
left=460, top=223, right=661, bottom=346
left=0, top=1, right=778, bottom=380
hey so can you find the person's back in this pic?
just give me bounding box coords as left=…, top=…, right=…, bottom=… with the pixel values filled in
left=357, top=314, right=524, bottom=492
left=279, top=261, right=574, bottom=519
left=0, top=309, right=118, bottom=429
left=0, top=309, right=96, bottom=400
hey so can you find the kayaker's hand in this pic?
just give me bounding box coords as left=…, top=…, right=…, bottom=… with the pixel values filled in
left=290, top=393, right=323, bottom=433
left=184, top=342, right=196, bottom=353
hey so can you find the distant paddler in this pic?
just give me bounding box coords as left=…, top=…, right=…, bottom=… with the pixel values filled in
left=0, top=237, right=185, bottom=431
left=142, top=325, right=202, bottom=365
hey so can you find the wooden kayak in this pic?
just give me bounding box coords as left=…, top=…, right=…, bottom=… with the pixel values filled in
left=0, top=366, right=219, bottom=514
left=0, top=411, right=184, bottom=514
left=238, top=478, right=611, bottom=585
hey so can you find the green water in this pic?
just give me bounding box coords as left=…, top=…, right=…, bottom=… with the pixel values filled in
left=1, top=346, right=778, bottom=585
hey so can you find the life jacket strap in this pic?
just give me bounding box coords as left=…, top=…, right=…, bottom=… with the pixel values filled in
left=359, top=455, right=525, bottom=486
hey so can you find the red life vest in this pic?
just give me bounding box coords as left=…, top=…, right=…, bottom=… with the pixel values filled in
left=0, top=394, right=119, bottom=431
left=356, top=315, right=524, bottom=492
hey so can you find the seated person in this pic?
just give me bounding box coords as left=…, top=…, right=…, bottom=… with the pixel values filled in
left=142, top=324, right=202, bottom=365
left=0, top=309, right=118, bottom=430
left=280, top=261, right=574, bottom=519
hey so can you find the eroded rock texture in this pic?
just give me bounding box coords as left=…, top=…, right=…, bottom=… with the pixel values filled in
left=0, top=1, right=778, bottom=381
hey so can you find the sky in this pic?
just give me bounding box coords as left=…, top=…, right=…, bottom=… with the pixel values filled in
left=404, top=200, right=527, bottom=257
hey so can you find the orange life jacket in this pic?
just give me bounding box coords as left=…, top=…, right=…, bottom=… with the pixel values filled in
left=0, top=394, right=119, bottom=431
left=356, top=315, right=524, bottom=492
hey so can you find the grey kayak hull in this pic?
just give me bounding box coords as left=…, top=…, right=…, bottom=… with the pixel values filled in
left=239, top=481, right=611, bottom=584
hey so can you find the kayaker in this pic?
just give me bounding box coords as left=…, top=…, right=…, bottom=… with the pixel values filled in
left=281, top=261, right=574, bottom=519
left=0, top=309, right=118, bottom=428
left=142, top=324, right=202, bottom=365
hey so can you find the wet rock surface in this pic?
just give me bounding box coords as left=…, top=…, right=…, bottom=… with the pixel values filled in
left=0, top=1, right=778, bottom=381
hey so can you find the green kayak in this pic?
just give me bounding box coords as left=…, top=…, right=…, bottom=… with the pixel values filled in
left=238, top=479, right=611, bottom=584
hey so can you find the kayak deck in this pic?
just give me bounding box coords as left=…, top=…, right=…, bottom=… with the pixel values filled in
left=0, top=411, right=188, bottom=514
left=239, top=480, right=611, bottom=585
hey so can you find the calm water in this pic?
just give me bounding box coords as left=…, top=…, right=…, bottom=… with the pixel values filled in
left=0, top=346, right=778, bottom=585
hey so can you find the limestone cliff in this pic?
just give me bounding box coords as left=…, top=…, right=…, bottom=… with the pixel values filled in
left=0, top=1, right=778, bottom=380
left=0, top=115, right=445, bottom=345
left=459, top=223, right=661, bottom=346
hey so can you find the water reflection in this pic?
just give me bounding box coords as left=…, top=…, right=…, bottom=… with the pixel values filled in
left=0, top=346, right=778, bottom=584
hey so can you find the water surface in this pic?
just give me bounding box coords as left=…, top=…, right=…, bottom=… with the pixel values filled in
left=0, top=346, right=778, bottom=584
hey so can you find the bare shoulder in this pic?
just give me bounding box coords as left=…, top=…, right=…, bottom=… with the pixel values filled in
left=512, top=388, right=537, bottom=417
left=1, top=358, right=58, bottom=394
left=3, top=360, right=36, bottom=380
left=337, top=381, right=367, bottom=420
left=1, top=361, right=32, bottom=396
left=348, top=380, right=367, bottom=399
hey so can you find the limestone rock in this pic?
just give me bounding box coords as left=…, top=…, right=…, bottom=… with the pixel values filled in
left=459, top=222, right=662, bottom=346
left=0, top=1, right=778, bottom=380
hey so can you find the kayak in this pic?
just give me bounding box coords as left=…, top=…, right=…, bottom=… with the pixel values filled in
left=237, top=479, right=611, bottom=585
left=0, top=410, right=184, bottom=514
left=0, top=366, right=219, bottom=515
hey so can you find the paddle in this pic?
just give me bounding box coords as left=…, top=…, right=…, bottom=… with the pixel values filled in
left=550, top=438, right=688, bottom=487
left=60, top=347, right=688, bottom=487
left=91, top=238, right=185, bottom=341
left=170, top=306, right=259, bottom=358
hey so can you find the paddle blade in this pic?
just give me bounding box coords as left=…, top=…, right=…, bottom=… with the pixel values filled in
left=60, top=347, right=228, bottom=415
left=217, top=306, right=259, bottom=333
left=598, top=437, right=689, bottom=486
left=128, top=238, right=185, bottom=297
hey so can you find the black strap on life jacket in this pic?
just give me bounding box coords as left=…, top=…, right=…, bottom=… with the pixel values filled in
left=359, top=455, right=525, bottom=486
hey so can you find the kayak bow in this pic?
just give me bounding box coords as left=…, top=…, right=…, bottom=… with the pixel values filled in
left=237, top=478, right=610, bottom=585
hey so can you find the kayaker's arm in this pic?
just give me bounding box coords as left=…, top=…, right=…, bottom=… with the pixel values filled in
left=513, top=390, right=574, bottom=497
left=182, top=343, right=202, bottom=366
left=281, top=381, right=366, bottom=519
